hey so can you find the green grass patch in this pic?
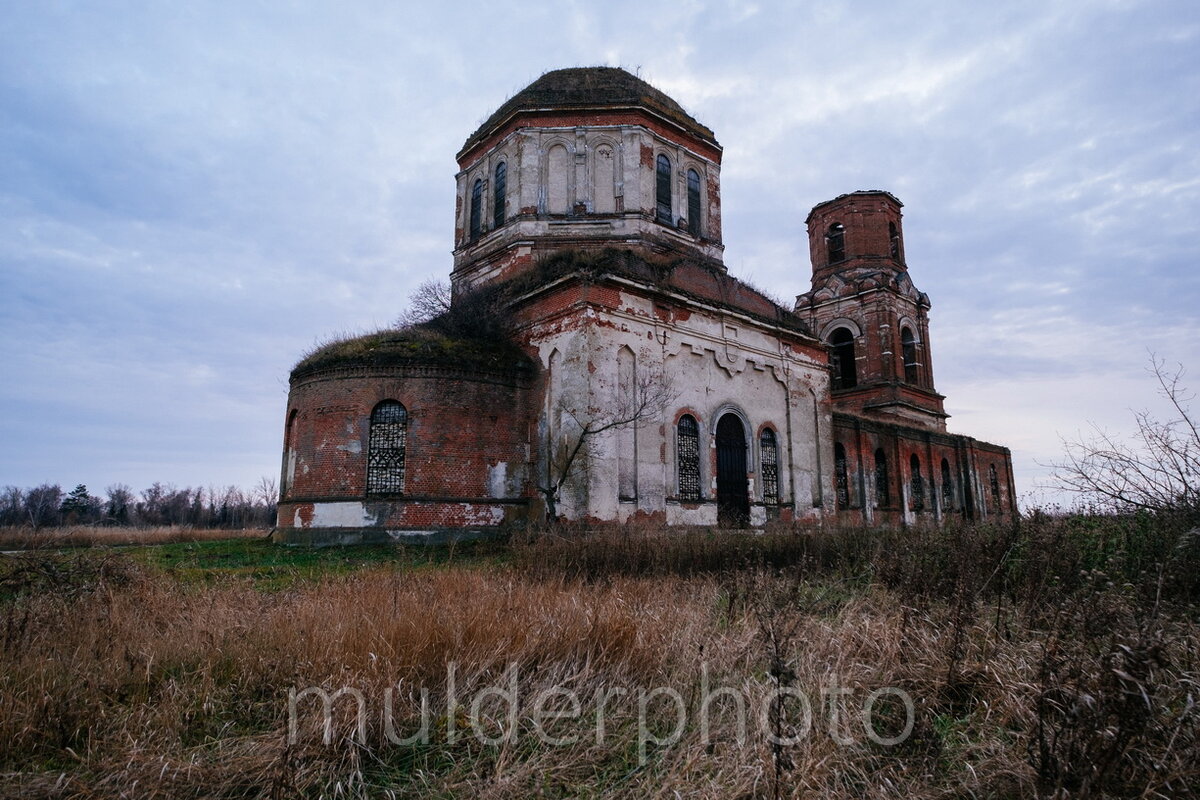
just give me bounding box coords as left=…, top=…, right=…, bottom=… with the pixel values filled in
left=126, top=537, right=508, bottom=589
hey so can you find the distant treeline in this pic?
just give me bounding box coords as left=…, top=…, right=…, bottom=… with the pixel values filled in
left=0, top=479, right=278, bottom=530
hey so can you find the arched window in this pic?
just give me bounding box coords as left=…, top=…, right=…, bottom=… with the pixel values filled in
left=829, top=327, right=857, bottom=390
left=874, top=448, right=890, bottom=507
left=493, top=162, right=506, bottom=229
left=677, top=415, right=701, bottom=501
left=901, top=327, right=919, bottom=385
left=941, top=458, right=954, bottom=509
left=686, top=168, right=701, bottom=236
left=760, top=428, right=778, bottom=503
left=656, top=154, right=672, bottom=225
left=827, top=222, right=845, bottom=263
left=282, top=410, right=298, bottom=497
left=367, top=401, right=407, bottom=495
left=910, top=454, right=924, bottom=511
left=469, top=178, right=482, bottom=241
left=889, top=221, right=901, bottom=260
left=989, top=464, right=1001, bottom=509
left=547, top=144, right=569, bottom=214
left=834, top=442, right=849, bottom=510
left=595, top=145, right=616, bottom=213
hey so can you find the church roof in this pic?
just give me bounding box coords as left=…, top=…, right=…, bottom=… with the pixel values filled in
left=509, top=249, right=813, bottom=338
left=291, top=328, right=534, bottom=382
left=805, top=190, right=903, bottom=223
left=460, top=67, right=717, bottom=158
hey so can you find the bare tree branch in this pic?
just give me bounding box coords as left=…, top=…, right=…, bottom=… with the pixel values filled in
left=538, top=371, right=675, bottom=523
left=1050, top=357, right=1199, bottom=517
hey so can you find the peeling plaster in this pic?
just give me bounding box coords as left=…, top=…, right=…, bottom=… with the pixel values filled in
left=300, top=502, right=378, bottom=528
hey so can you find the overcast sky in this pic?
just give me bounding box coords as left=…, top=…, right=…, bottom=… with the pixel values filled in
left=1, top=0, right=1197, bottom=507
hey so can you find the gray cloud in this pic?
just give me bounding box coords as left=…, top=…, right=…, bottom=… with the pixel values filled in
left=1, top=0, right=1196, bottom=505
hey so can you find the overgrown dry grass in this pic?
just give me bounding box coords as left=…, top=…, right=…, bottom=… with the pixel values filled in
left=0, top=525, right=266, bottom=550
left=0, top=515, right=1197, bottom=798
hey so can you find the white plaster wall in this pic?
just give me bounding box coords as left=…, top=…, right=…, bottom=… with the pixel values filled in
left=526, top=284, right=832, bottom=525
left=453, top=124, right=725, bottom=283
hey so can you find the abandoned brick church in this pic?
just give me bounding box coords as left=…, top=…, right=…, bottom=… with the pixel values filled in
left=274, top=67, right=1015, bottom=543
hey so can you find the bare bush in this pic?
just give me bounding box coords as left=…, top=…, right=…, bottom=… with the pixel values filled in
left=2, top=516, right=1199, bottom=797
left=397, top=278, right=510, bottom=342
left=539, top=372, right=674, bottom=522
left=1052, top=356, right=1199, bottom=519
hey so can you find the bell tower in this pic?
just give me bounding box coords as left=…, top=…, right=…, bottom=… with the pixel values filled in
left=795, top=191, right=947, bottom=430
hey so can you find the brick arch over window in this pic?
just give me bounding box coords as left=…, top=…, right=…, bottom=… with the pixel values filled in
left=367, top=401, right=408, bottom=495
left=676, top=413, right=701, bottom=501
left=818, top=318, right=863, bottom=342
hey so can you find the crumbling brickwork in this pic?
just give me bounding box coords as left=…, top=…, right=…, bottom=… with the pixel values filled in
left=273, top=67, right=1014, bottom=543
left=277, top=356, right=536, bottom=539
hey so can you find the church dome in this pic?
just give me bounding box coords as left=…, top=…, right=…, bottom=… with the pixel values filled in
left=459, top=66, right=716, bottom=157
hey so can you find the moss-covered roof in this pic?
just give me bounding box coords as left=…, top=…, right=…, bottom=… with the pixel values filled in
left=291, top=328, right=534, bottom=381
left=511, top=248, right=813, bottom=337
left=460, top=67, right=716, bottom=158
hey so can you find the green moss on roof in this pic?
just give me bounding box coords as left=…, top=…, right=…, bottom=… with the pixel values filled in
left=291, top=328, right=533, bottom=380
left=511, top=248, right=812, bottom=336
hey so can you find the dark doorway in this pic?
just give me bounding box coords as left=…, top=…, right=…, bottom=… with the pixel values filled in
left=716, top=413, right=750, bottom=528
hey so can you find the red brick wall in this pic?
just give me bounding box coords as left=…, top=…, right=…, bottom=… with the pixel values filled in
left=277, top=362, right=536, bottom=531
left=806, top=192, right=905, bottom=278
left=831, top=413, right=1016, bottom=523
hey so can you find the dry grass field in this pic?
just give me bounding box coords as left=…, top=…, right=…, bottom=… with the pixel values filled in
left=0, top=526, right=266, bottom=550
left=0, top=517, right=1197, bottom=798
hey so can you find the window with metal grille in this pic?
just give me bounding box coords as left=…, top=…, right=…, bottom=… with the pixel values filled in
left=656, top=154, right=672, bottom=225
left=829, top=327, right=857, bottom=390
left=687, top=168, right=701, bottom=236
left=760, top=428, right=778, bottom=503
left=367, top=401, right=407, bottom=495
left=989, top=464, right=1001, bottom=509
left=901, top=327, right=919, bottom=385
left=910, top=454, right=924, bottom=511
left=827, top=222, right=845, bottom=263
left=493, top=162, right=506, bottom=229
left=469, top=178, right=482, bottom=241
left=874, top=448, right=890, bottom=507
left=834, top=442, right=849, bottom=509
left=941, top=458, right=954, bottom=509
left=889, top=221, right=901, bottom=260
left=677, top=414, right=700, bottom=500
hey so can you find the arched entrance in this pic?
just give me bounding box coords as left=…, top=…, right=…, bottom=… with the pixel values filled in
left=715, top=413, right=750, bottom=528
